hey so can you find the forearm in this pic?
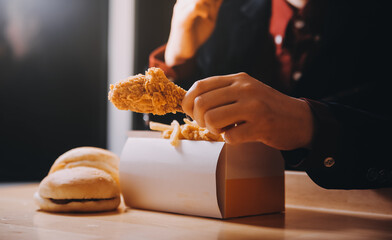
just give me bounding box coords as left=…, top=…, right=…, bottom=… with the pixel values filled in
left=165, top=0, right=223, bottom=67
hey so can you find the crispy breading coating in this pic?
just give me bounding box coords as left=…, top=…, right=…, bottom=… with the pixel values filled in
left=108, top=67, right=186, bottom=115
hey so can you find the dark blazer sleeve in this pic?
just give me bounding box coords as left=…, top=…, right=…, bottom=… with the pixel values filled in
left=284, top=98, right=392, bottom=189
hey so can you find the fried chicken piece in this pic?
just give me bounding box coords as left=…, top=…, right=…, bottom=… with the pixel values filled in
left=108, top=67, right=186, bottom=115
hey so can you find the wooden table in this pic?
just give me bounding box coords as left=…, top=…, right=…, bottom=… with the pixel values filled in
left=1, top=172, right=391, bottom=240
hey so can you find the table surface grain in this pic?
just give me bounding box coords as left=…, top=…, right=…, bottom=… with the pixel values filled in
left=0, top=182, right=391, bottom=240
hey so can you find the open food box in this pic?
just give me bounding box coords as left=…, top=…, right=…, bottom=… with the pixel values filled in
left=120, top=131, right=285, bottom=219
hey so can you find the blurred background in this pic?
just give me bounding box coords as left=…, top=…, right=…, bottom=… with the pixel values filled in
left=0, top=0, right=175, bottom=182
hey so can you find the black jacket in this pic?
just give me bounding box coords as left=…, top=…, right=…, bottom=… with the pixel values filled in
left=193, top=0, right=392, bottom=189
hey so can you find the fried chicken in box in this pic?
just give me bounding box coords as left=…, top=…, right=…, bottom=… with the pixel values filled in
left=108, top=67, right=186, bottom=115
left=150, top=119, right=224, bottom=146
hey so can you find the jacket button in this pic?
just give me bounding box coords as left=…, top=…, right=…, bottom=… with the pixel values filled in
left=366, top=168, right=378, bottom=182
left=293, top=71, right=302, bottom=81
left=324, top=157, right=335, bottom=167
left=294, top=20, right=305, bottom=29
left=378, top=169, right=387, bottom=183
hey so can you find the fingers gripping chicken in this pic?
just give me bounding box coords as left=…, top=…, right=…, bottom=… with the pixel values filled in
left=108, top=67, right=186, bottom=115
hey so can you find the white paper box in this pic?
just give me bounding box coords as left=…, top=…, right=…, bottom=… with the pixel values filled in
left=120, top=131, right=285, bottom=219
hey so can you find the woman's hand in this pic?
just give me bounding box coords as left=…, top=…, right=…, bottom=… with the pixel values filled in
left=165, top=0, right=223, bottom=66
left=182, top=73, right=315, bottom=150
